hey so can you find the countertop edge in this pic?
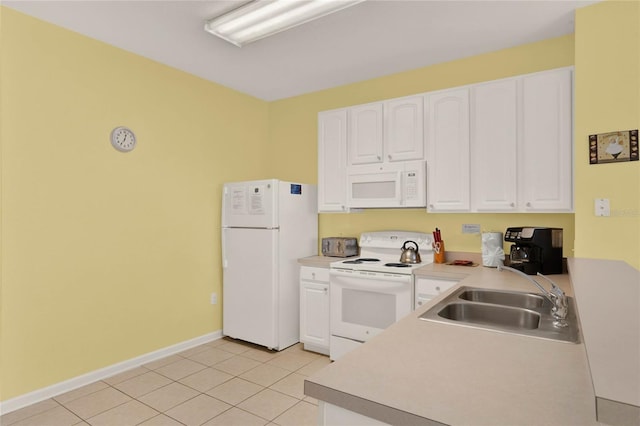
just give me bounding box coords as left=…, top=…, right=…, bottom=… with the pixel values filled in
left=596, top=397, right=640, bottom=426
left=567, top=257, right=640, bottom=422
left=304, top=380, right=445, bottom=426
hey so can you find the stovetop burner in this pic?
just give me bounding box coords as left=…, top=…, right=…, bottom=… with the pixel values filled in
left=331, top=232, right=434, bottom=275
left=384, top=263, right=412, bottom=268
left=342, top=258, right=380, bottom=264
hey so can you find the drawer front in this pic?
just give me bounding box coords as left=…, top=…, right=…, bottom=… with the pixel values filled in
left=300, top=266, right=330, bottom=283
left=414, top=277, right=458, bottom=306
left=416, top=277, right=457, bottom=294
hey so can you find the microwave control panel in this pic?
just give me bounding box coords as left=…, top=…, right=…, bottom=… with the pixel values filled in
left=404, top=171, right=418, bottom=200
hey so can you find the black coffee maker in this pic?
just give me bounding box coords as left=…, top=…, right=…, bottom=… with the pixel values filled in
left=504, top=227, right=563, bottom=275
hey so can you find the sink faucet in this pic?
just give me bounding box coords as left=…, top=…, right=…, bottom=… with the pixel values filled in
left=497, top=263, right=569, bottom=328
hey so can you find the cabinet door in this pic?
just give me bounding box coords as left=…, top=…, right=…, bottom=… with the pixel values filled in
left=318, top=109, right=349, bottom=212
left=384, top=95, right=424, bottom=162
left=414, top=277, right=457, bottom=310
left=300, top=281, right=330, bottom=350
left=349, top=103, right=384, bottom=165
left=426, top=88, right=470, bottom=212
left=471, top=79, right=518, bottom=212
left=519, top=68, right=573, bottom=212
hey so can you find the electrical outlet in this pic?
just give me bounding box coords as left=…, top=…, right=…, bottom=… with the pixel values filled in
left=210, top=293, right=218, bottom=304
left=595, top=198, right=610, bottom=217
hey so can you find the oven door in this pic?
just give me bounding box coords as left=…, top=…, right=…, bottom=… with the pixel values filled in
left=330, top=268, right=413, bottom=343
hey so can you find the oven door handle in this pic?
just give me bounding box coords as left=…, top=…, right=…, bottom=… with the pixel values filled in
left=330, top=269, right=412, bottom=286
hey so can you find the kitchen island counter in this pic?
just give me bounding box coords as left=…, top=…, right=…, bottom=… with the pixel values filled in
left=305, top=264, right=597, bottom=425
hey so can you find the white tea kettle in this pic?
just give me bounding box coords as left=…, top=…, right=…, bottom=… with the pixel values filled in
left=399, top=240, right=422, bottom=264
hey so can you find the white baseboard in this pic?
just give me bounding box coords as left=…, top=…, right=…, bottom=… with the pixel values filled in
left=0, top=330, right=223, bottom=415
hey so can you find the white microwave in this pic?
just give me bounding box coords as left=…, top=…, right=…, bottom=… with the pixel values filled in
left=346, top=160, right=426, bottom=208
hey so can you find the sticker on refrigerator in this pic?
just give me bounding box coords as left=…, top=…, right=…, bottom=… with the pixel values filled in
left=231, top=189, right=247, bottom=214
left=290, top=184, right=302, bottom=195
left=249, top=185, right=265, bottom=215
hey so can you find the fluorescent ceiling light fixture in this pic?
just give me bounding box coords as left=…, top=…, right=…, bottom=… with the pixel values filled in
left=204, top=0, right=365, bottom=47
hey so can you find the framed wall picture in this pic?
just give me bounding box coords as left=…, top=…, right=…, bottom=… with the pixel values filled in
left=589, top=129, right=638, bottom=164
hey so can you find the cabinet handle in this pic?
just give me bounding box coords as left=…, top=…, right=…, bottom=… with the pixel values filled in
left=510, top=202, right=515, bottom=207
left=377, top=156, right=381, bottom=160
left=311, top=273, right=316, bottom=279
left=435, top=286, right=440, bottom=291
left=429, top=204, right=434, bottom=209
left=388, top=154, right=392, bottom=160
left=324, top=287, right=328, bottom=295
left=526, top=202, right=532, bottom=207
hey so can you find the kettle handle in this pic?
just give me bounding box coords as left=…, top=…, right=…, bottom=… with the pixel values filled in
left=402, top=240, right=419, bottom=250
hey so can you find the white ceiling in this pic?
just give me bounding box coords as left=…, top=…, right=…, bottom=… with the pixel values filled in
left=4, top=0, right=600, bottom=101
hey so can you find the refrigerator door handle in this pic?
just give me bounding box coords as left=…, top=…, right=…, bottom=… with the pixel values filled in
left=221, top=228, right=228, bottom=269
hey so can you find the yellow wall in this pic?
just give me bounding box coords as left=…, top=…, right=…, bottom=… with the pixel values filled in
left=269, top=35, right=577, bottom=257
left=0, top=8, right=268, bottom=399
left=574, top=0, right=640, bottom=269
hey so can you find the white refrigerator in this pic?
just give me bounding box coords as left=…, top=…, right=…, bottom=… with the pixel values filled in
left=221, top=179, right=318, bottom=350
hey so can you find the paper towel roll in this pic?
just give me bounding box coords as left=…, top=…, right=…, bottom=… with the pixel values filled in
left=482, top=232, right=505, bottom=267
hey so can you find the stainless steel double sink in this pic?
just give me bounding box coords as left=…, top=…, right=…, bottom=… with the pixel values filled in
left=419, top=286, right=580, bottom=343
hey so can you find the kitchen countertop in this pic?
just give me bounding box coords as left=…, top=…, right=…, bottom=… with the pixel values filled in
left=304, top=263, right=598, bottom=425
left=568, top=258, right=640, bottom=425
left=298, top=255, right=338, bottom=268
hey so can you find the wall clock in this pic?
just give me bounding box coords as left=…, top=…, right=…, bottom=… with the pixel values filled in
left=110, top=126, right=137, bottom=152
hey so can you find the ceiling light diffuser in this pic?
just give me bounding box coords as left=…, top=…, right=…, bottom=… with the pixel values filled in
left=204, top=0, right=365, bottom=47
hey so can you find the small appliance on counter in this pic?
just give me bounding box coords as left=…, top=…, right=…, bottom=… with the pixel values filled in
left=322, top=237, right=358, bottom=257
left=504, top=227, right=563, bottom=275
left=481, top=232, right=505, bottom=267
left=399, top=240, right=421, bottom=264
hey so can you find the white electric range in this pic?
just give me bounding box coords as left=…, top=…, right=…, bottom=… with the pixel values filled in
left=329, top=231, right=434, bottom=360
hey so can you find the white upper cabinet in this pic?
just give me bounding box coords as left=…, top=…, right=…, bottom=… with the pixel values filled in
left=384, top=95, right=425, bottom=162
left=318, top=109, right=349, bottom=212
left=470, top=78, right=518, bottom=212
left=425, top=88, right=470, bottom=212
left=348, top=103, right=384, bottom=165
left=519, top=68, right=573, bottom=212
left=348, top=96, right=425, bottom=166
left=317, top=67, right=572, bottom=213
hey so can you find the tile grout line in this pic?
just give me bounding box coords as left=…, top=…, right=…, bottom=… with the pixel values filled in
left=2, top=341, right=326, bottom=426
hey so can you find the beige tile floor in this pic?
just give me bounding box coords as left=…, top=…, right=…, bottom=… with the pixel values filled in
left=1, top=338, right=331, bottom=426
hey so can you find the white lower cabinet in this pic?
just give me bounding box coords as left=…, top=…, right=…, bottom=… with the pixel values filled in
left=319, top=402, right=390, bottom=426
left=414, top=277, right=458, bottom=310
left=300, top=266, right=330, bottom=355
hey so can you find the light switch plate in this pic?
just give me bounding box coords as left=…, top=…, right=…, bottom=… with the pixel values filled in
left=595, top=198, right=610, bottom=216
left=462, top=224, right=481, bottom=234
